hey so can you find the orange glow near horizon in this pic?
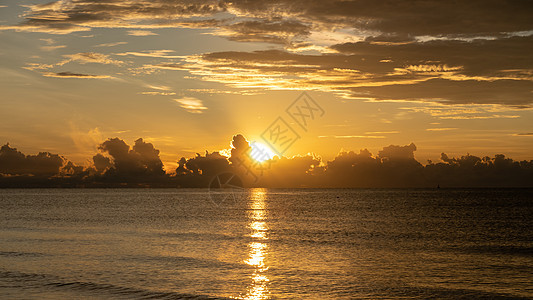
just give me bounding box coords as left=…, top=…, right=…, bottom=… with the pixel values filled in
left=0, top=0, right=532, bottom=180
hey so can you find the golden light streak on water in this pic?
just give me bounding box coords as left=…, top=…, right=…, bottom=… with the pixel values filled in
left=243, top=188, right=270, bottom=300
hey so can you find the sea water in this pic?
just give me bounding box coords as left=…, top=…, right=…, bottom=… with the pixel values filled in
left=0, top=188, right=532, bottom=299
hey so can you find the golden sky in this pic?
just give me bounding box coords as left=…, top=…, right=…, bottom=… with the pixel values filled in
left=1, top=0, right=532, bottom=170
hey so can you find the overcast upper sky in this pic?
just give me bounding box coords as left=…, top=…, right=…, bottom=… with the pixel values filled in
left=1, top=0, right=532, bottom=170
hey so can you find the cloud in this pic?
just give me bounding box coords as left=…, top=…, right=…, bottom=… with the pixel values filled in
left=218, top=20, right=310, bottom=45
left=365, top=131, right=400, bottom=134
left=93, top=153, right=112, bottom=173
left=186, top=88, right=262, bottom=96
left=229, top=134, right=251, bottom=166
left=40, top=45, right=67, bottom=51
left=115, top=50, right=182, bottom=58
left=127, top=30, right=158, bottom=36
left=69, top=125, right=103, bottom=156
left=0, top=24, right=92, bottom=34
left=0, top=143, right=64, bottom=176
left=39, top=38, right=55, bottom=45
left=139, top=83, right=177, bottom=95
left=318, top=135, right=386, bottom=139
left=399, top=103, right=528, bottom=120
left=426, top=128, right=458, bottom=131
left=140, top=91, right=176, bottom=96
left=25, top=52, right=121, bottom=78
left=145, top=84, right=172, bottom=91
left=184, top=151, right=230, bottom=176
left=0, top=1, right=224, bottom=34
left=174, top=97, right=208, bottom=113
left=94, top=41, right=128, bottom=47
left=60, top=52, right=123, bottom=66
left=378, top=143, right=417, bottom=160
left=4, top=0, right=532, bottom=40
left=3, top=0, right=533, bottom=110
left=1, top=136, right=532, bottom=187
left=42, top=71, right=112, bottom=79
left=323, top=145, right=424, bottom=188
left=321, top=144, right=533, bottom=188
left=170, top=36, right=533, bottom=107
left=39, top=38, right=66, bottom=51
left=97, top=138, right=165, bottom=176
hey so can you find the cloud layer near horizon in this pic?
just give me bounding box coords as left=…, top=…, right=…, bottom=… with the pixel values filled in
left=1, top=135, right=532, bottom=188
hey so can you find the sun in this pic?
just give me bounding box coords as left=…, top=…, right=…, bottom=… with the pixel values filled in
left=249, top=142, right=276, bottom=163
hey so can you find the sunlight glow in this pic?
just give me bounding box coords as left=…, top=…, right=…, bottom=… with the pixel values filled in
left=249, top=142, right=275, bottom=163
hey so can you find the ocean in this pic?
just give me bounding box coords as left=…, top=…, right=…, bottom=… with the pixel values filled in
left=0, top=188, right=532, bottom=299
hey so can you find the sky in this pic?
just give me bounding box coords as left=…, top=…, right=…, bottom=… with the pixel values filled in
left=1, top=0, right=532, bottom=171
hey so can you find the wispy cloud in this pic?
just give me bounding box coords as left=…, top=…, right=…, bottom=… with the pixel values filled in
left=23, top=52, right=123, bottom=78
left=438, top=114, right=520, bottom=120
left=60, top=52, right=123, bottom=66
left=4, top=0, right=533, bottom=110
left=186, top=88, right=262, bottom=96
left=318, top=135, right=386, bottom=139
left=127, top=30, right=158, bottom=36
left=169, top=42, right=533, bottom=107
left=40, top=45, right=66, bottom=51
left=511, top=133, right=533, bottom=136
left=39, top=38, right=66, bottom=51
left=426, top=128, right=458, bottom=131
left=400, top=103, right=529, bottom=120
left=174, top=97, right=207, bottom=114
left=365, top=131, right=400, bottom=134
left=145, top=84, right=172, bottom=91
left=42, top=71, right=112, bottom=79
left=140, top=91, right=176, bottom=96
left=115, top=50, right=182, bottom=58
left=39, top=38, right=55, bottom=45
left=94, top=41, right=128, bottom=47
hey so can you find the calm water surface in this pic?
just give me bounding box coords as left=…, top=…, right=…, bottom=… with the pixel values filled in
left=0, top=188, right=532, bottom=299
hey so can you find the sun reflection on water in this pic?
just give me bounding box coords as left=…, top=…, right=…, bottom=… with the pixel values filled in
left=243, top=188, right=270, bottom=300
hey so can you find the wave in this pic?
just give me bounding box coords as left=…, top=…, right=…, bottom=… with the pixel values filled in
left=0, top=270, right=232, bottom=300
left=460, top=245, right=533, bottom=256
left=0, top=251, right=48, bottom=258
left=359, top=285, right=533, bottom=300
left=116, top=253, right=245, bottom=270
